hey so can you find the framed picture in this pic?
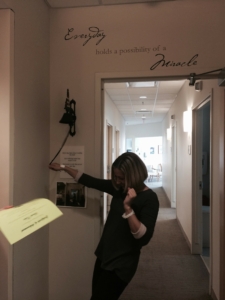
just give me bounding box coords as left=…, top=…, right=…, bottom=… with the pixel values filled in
left=56, top=182, right=87, bottom=208
left=150, top=147, right=154, bottom=154
left=158, top=145, right=162, bottom=154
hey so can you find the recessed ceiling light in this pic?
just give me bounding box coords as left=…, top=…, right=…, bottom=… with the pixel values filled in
left=136, top=110, right=152, bottom=114
left=128, top=81, right=157, bottom=88
left=140, top=109, right=147, bottom=111
left=140, top=96, right=147, bottom=99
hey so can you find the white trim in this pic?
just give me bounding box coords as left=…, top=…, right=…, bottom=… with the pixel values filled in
left=191, top=93, right=212, bottom=293
left=219, top=90, right=225, bottom=300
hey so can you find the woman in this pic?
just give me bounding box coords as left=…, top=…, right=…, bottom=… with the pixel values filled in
left=49, top=152, right=159, bottom=300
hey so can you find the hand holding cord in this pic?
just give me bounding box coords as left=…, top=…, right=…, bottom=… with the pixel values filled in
left=49, top=163, right=79, bottom=178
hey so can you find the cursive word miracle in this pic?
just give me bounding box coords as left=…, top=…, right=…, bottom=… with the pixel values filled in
left=64, top=27, right=106, bottom=46
left=150, top=53, right=198, bottom=70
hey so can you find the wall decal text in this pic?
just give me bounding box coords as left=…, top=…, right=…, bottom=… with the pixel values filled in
left=94, top=45, right=199, bottom=71
left=64, top=27, right=106, bottom=46
left=150, top=53, right=198, bottom=70
left=95, top=45, right=163, bottom=55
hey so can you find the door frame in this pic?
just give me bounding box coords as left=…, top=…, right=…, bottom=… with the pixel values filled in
left=104, top=121, right=113, bottom=222
left=219, top=89, right=225, bottom=300
left=115, top=128, right=120, bottom=158
left=191, top=93, right=213, bottom=294
left=171, top=121, right=177, bottom=208
left=192, top=93, right=212, bottom=286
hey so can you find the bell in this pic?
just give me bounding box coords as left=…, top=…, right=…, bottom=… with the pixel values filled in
left=59, top=113, right=74, bottom=125
left=59, top=89, right=76, bottom=136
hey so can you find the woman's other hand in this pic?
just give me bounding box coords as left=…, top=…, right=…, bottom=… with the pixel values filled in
left=123, top=188, right=137, bottom=211
left=0, top=205, right=13, bottom=211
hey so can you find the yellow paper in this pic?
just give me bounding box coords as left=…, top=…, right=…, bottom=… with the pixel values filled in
left=0, top=198, right=63, bottom=244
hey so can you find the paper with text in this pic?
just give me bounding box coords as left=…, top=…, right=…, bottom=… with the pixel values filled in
left=0, top=198, right=63, bottom=244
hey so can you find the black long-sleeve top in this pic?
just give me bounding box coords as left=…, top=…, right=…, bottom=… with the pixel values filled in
left=78, top=173, right=159, bottom=283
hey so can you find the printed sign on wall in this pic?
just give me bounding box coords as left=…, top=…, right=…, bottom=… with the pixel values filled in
left=60, top=146, right=84, bottom=178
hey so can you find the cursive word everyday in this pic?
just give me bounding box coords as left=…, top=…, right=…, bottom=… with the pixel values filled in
left=64, top=27, right=106, bottom=46
left=150, top=54, right=198, bottom=70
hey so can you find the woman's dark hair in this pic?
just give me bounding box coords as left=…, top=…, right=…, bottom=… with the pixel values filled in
left=111, top=152, right=148, bottom=192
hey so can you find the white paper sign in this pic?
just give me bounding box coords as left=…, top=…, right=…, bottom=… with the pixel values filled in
left=0, top=199, right=63, bottom=244
left=60, top=146, right=84, bottom=178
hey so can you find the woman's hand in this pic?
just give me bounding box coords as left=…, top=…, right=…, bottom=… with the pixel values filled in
left=123, top=188, right=137, bottom=212
left=0, top=205, right=13, bottom=211
left=123, top=188, right=143, bottom=235
left=49, top=163, right=79, bottom=179
left=49, top=163, right=62, bottom=171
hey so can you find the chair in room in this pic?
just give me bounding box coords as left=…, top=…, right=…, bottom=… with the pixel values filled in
left=151, top=164, right=162, bottom=181
left=157, top=163, right=162, bottom=181
left=146, top=165, right=159, bottom=182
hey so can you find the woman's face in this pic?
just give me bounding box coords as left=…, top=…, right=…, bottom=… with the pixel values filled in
left=113, top=168, right=125, bottom=190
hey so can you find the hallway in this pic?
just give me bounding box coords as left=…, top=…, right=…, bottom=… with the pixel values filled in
left=120, top=186, right=212, bottom=300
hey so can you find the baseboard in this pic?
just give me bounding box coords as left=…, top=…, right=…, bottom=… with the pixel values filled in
left=176, top=217, right=192, bottom=250
left=211, top=287, right=218, bottom=300
left=161, top=187, right=171, bottom=205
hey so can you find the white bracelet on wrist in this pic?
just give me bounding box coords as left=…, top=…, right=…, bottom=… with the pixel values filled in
left=131, top=223, right=147, bottom=239
left=122, top=209, right=135, bottom=219
left=60, top=164, right=65, bottom=169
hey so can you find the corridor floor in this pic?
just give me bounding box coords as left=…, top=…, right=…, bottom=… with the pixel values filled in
left=119, top=185, right=212, bottom=300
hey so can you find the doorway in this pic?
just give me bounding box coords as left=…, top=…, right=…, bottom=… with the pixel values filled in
left=171, top=123, right=177, bottom=208
left=96, top=73, right=224, bottom=299
left=115, top=129, right=120, bottom=158
left=192, top=96, right=211, bottom=272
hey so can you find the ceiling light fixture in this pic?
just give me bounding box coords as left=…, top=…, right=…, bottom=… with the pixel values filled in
left=136, top=110, right=152, bottom=114
left=140, top=96, right=147, bottom=99
left=127, top=81, right=157, bottom=88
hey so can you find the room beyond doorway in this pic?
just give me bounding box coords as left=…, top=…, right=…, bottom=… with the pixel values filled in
left=132, top=136, right=162, bottom=167
left=126, top=136, right=162, bottom=187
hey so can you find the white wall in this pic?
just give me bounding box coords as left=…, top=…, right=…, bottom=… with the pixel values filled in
left=0, top=1, right=50, bottom=299
left=49, top=1, right=225, bottom=299
left=104, top=91, right=126, bottom=166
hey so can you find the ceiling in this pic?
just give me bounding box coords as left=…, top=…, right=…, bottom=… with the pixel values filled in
left=45, top=0, right=180, bottom=9
left=105, top=80, right=186, bottom=126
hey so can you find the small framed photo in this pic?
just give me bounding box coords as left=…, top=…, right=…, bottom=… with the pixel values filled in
left=158, top=145, right=162, bottom=154
left=150, top=147, right=154, bottom=154
left=56, top=182, right=87, bottom=208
